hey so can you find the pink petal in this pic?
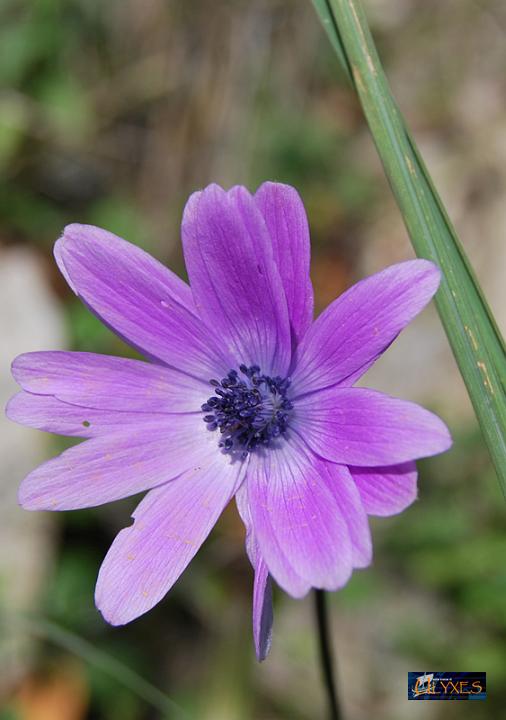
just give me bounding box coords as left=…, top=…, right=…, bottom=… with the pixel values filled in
left=235, top=486, right=274, bottom=661
left=247, top=439, right=352, bottom=595
left=292, top=260, right=441, bottom=393
left=17, top=414, right=217, bottom=510
left=11, top=351, right=208, bottom=413
left=237, top=482, right=310, bottom=599
left=255, top=182, right=313, bottom=345
left=321, top=463, right=372, bottom=568
left=350, top=462, right=418, bottom=516
left=95, top=455, right=245, bottom=625
left=252, top=554, right=273, bottom=662
left=6, top=391, right=159, bottom=437
left=294, top=387, right=452, bottom=466
left=181, top=185, right=291, bottom=376
left=55, top=224, right=230, bottom=379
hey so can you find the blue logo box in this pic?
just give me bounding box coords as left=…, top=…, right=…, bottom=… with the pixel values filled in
left=408, top=672, right=486, bottom=700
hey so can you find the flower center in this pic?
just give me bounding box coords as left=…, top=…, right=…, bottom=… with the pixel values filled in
left=201, top=365, right=293, bottom=458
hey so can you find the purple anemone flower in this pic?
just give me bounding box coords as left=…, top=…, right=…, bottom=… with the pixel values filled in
left=7, top=182, right=451, bottom=660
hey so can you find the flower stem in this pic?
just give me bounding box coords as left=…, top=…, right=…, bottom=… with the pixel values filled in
left=314, top=589, right=342, bottom=720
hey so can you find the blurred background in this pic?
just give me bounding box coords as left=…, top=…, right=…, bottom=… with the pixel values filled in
left=1, top=0, right=505, bottom=718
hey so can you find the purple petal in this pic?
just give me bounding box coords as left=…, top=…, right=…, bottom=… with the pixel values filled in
left=95, top=455, right=245, bottom=625
left=291, top=260, right=440, bottom=394
left=17, top=414, right=217, bottom=510
left=235, top=487, right=274, bottom=661
left=181, top=185, right=291, bottom=376
left=294, top=387, right=452, bottom=466
left=237, top=481, right=310, bottom=598
left=255, top=182, right=313, bottom=345
left=252, top=554, right=273, bottom=662
left=6, top=391, right=158, bottom=437
left=55, top=224, right=230, bottom=379
left=247, top=439, right=352, bottom=595
left=11, top=351, right=208, bottom=413
left=350, top=462, right=418, bottom=516
left=321, top=463, right=372, bottom=568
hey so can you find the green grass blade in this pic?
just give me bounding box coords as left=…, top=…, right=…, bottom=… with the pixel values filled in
left=4, top=614, right=191, bottom=719
left=311, top=0, right=506, bottom=493
left=311, top=0, right=351, bottom=77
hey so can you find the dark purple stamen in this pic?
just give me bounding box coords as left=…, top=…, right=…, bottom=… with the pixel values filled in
left=201, top=365, right=293, bottom=458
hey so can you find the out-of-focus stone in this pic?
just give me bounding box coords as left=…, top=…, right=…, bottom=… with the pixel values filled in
left=0, top=248, right=65, bottom=695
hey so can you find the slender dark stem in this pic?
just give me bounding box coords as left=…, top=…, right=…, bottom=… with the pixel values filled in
left=314, top=589, right=342, bottom=720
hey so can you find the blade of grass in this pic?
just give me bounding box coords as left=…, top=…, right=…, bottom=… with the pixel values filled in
left=3, top=614, right=191, bottom=720
left=311, top=0, right=506, bottom=493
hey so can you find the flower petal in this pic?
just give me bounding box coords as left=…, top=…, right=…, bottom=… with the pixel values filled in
left=11, top=351, right=208, bottom=413
left=235, top=487, right=274, bottom=661
left=294, top=387, right=452, bottom=466
left=237, top=484, right=310, bottom=600
left=95, top=455, right=245, bottom=625
left=247, top=439, right=352, bottom=595
left=17, top=414, right=217, bottom=510
left=321, top=463, right=372, bottom=568
left=55, top=224, right=229, bottom=379
left=6, top=391, right=158, bottom=437
left=181, top=184, right=291, bottom=376
left=291, top=260, right=440, bottom=393
left=252, top=554, right=273, bottom=662
left=254, top=182, right=313, bottom=345
left=350, top=462, right=418, bottom=516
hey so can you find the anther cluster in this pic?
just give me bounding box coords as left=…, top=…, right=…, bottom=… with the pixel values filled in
left=201, top=365, right=293, bottom=457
